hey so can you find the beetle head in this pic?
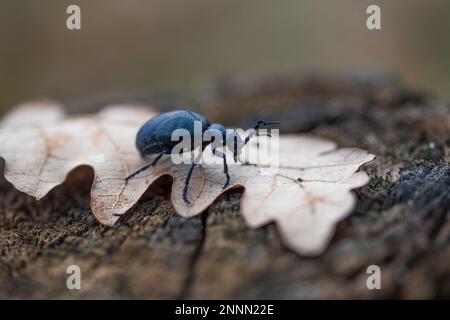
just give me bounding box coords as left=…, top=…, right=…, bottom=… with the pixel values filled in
left=205, top=123, right=226, bottom=140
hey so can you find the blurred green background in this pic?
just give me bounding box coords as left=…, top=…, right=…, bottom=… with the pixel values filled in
left=1, top=0, right=450, bottom=112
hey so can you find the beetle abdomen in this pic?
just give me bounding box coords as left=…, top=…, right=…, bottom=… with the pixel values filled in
left=136, top=110, right=210, bottom=155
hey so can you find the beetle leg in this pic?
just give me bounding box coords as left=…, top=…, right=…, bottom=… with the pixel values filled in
left=125, top=152, right=164, bottom=181
left=212, top=149, right=230, bottom=189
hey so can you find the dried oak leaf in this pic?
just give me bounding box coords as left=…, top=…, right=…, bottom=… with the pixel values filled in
left=0, top=102, right=374, bottom=255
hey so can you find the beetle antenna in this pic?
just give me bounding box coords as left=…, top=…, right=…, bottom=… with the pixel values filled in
left=243, top=120, right=280, bottom=146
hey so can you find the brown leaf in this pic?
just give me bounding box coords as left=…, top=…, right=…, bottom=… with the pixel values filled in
left=0, top=102, right=374, bottom=255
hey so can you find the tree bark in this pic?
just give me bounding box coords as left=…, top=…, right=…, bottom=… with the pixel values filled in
left=0, top=73, right=449, bottom=299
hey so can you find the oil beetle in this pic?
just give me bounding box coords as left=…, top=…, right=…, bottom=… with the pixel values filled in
left=126, top=110, right=279, bottom=203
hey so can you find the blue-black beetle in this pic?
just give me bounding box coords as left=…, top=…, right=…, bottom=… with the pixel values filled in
left=126, top=110, right=279, bottom=203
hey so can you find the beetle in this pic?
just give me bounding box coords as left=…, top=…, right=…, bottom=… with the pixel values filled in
left=125, top=110, right=279, bottom=203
